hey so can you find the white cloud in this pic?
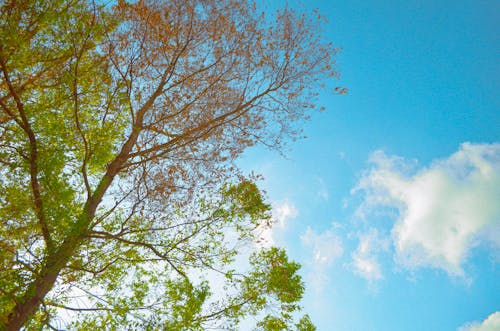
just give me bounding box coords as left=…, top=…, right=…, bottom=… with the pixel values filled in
left=351, top=229, right=389, bottom=281
left=256, top=199, right=298, bottom=248
left=301, top=227, right=343, bottom=267
left=255, top=224, right=275, bottom=248
left=457, top=311, right=500, bottom=331
left=355, top=142, right=500, bottom=276
left=301, top=225, right=343, bottom=290
left=273, top=199, right=298, bottom=228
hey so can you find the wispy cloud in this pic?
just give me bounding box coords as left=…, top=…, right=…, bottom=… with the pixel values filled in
left=354, top=142, right=500, bottom=276
left=273, top=199, right=298, bottom=228
left=457, top=311, right=500, bottom=331
left=256, top=199, right=298, bottom=248
left=301, top=225, right=343, bottom=291
left=351, top=228, right=389, bottom=281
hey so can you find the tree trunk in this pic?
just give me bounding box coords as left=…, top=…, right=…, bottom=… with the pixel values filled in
left=3, top=183, right=111, bottom=330
left=2, top=126, right=141, bottom=329
left=3, top=180, right=111, bottom=329
left=4, top=240, right=78, bottom=330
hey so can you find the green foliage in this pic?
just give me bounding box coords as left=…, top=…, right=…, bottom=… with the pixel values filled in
left=245, top=248, right=304, bottom=306
left=224, top=180, right=271, bottom=219
left=296, top=315, right=317, bottom=331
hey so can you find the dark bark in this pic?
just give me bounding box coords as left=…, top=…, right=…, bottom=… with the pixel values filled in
left=1, top=76, right=156, bottom=328
left=3, top=140, right=134, bottom=330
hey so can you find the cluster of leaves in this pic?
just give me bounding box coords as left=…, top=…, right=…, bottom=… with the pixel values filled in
left=0, top=0, right=337, bottom=329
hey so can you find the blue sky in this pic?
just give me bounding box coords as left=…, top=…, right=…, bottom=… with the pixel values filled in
left=240, top=1, right=499, bottom=330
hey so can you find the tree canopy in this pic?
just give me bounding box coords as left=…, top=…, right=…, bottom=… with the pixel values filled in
left=0, top=0, right=337, bottom=329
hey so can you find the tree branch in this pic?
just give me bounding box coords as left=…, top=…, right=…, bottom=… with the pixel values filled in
left=0, top=49, right=52, bottom=250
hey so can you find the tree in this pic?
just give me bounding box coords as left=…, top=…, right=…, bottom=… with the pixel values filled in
left=0, top=0, right=336, bottom=329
